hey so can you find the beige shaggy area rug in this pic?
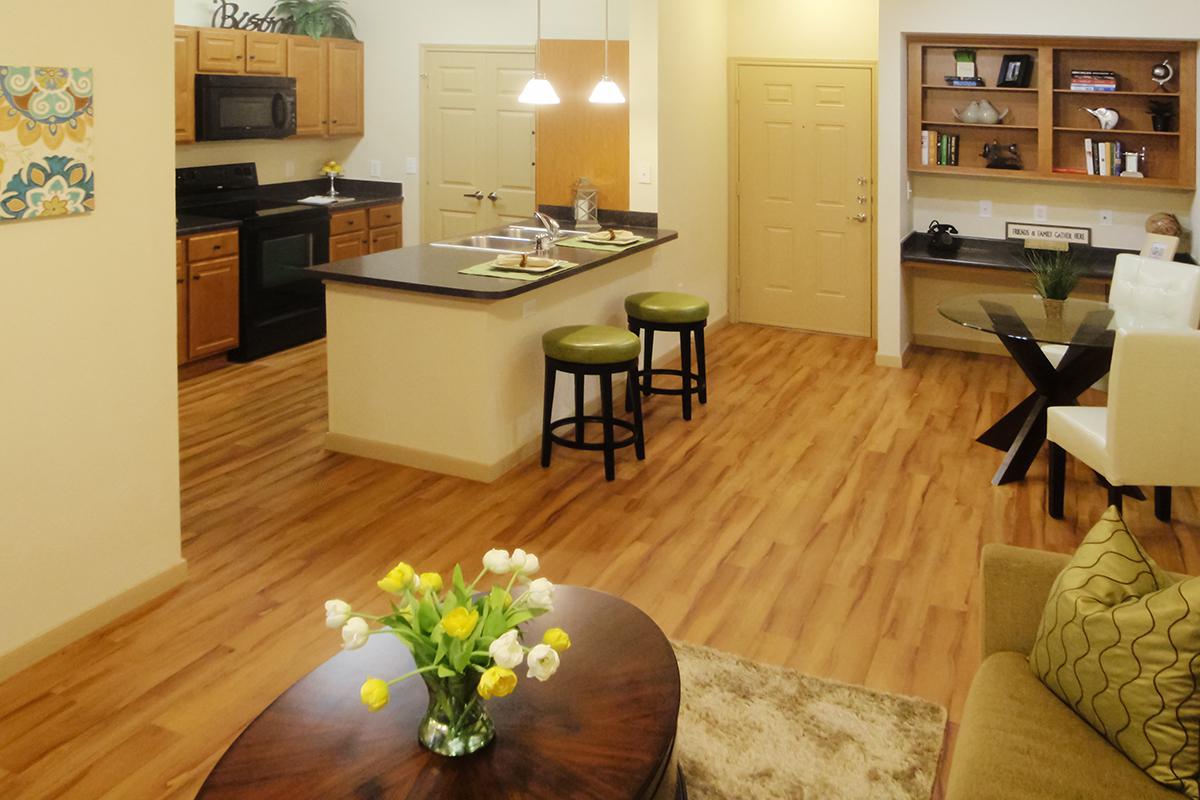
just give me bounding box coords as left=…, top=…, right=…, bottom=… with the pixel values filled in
left=673, top=641, right=947, bottom=800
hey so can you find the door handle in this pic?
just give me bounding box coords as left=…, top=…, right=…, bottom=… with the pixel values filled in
left=464, top=191, right=484, bottom=200
left=856, top=176, right=868, bottom=186
left=848, top=213, right=868, bottom=223
left=487, top=191, right=499, bottom=201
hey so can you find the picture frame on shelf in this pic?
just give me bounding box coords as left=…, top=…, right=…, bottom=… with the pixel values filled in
left=1140, top=233, right=1180, bottom=262
left=997, top=55, right=1034, bottom=88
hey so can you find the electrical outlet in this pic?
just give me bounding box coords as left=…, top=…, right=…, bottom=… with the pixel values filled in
left=1099, top=209, right=1113, bottom=226
left=637, top=164, right=653, bottom=184
left=284, top=160, right=296, bottom=178
left=369, top=160, right=383, bottom=178
left=1033, top=205, right=1048, bottom=222
left=979, top=199, right=992, bottom=218
left=406, top=157, right=418, bottom=174
left=522, top=299, right=537, bottom=318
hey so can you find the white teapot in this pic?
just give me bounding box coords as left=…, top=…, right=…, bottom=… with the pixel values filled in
left=954, top=99, right=1009, bottom=125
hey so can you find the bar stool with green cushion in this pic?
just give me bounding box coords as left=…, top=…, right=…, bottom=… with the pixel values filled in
left=541, top=325, right=645, bottom=482
left=624, top=291, right=710, bottom=421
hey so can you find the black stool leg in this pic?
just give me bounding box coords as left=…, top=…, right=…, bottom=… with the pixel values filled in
left=573, top=373, right=585, bottom=444
left=1107, top=484, right=1124, bottom=514
left=642, top=329, right=655, bottom=397
left=1047, top=443, right=1065, bottom=519
left=628, top=364, right=646, bottom=460
left=626, top=322, right=638, bottom=412
left=1155, top=486, right=1172, bottom=522
left=679, top=330, right=693, bottom=421
left=695, top=325, right=707, bottom=405
left=541, top=359, right=556, bottom=468
left=600, top=373, right=616, bottom=481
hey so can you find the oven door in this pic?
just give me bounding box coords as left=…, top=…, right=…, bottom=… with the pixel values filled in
left=232, top=215, right=330, bottom=362
left=196, top=76, right=297, bottom=141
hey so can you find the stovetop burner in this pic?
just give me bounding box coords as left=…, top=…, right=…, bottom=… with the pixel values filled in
left=176, top=163, right=326, bottom=226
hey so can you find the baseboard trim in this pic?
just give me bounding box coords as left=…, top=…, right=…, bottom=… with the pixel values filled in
left=327, top=314, right=732, bottom=483
left=874, top=342, right=912, bottom=368
left=0, top=559, right=188, bottom=683
left=913, top=334, right=1008, bottom=357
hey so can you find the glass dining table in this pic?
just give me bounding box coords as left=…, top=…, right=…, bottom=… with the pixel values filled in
left=939, top=293, right=1114, bottom=485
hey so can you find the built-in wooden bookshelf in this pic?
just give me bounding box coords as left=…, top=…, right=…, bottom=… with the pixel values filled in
left=907, top=35, right=1196, bottom=190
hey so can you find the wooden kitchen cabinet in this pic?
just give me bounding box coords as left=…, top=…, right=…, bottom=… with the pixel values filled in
left=188, top=255, right=241, bottom=360
left=177, top=229, right=240, bottom=364
left=369, top=226, right=403, bottom=254
left=330, top=209, right=367, bottom=236
left=330, top=231, right=369, bottom=261
left=288, top=35, right=328, bottom=137
left=197, top=29, right=246, bottom=73
left=330, top=201, right=403, bottom=261
left=368, top=203, right=402, bottom=228
left=245, top=32, right=287, bottom=75
left=326, top=39, right=364, bottom=137
left=174, top=27, right=197, bottom=143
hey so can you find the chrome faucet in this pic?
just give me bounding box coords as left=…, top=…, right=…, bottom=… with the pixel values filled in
left=534, top=211, right=561, bottom=240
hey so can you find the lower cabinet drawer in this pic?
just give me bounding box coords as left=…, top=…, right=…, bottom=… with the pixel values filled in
left=368, top=203, right=403, bottom=228
left=330, top=209, right=368, bottom=237
left=369, top=225, right=403, bottom=254
left=187, top=229, right=239, bottom=262
left=330, top=231, right=369, bottom=261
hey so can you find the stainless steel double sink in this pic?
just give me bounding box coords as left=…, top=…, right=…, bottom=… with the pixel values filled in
left=431, top=224, right=590, bottom=254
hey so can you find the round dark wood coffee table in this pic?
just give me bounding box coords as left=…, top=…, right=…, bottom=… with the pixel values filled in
left=198, top=587, right=685, bottom=799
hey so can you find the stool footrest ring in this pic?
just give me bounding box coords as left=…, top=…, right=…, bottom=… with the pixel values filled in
left=549, top=416, right=638, bottom=452
left=638, top=368, right=703, bottom=398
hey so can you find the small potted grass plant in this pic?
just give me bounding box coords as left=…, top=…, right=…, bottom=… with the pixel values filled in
left=1026, top=248, right=1082, bottom=322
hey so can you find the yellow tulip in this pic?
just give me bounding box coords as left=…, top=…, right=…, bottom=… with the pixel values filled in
left=477, top=666, right=517, bottom=699
left=419, top=572, right=443, bottom=594
left=542, top=627, right=571, bottom=653
left=377, top=562, right=416, bottom=594
left=360, top=678, right=390, bottom=712
left=442, top=606, right=479, bottom=640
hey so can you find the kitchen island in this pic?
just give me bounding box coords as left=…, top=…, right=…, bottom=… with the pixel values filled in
left=308, top=220, right=678, bottom=482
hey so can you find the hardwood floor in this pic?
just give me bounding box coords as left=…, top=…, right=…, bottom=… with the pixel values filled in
left=1, top=323, right=1197, bottom=799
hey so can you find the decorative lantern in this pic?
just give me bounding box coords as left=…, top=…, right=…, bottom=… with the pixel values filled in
left=573, top=177, right=601, bottom=231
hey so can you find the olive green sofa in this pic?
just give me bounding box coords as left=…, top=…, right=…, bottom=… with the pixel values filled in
left=946, top=544, right=1185, bottom=800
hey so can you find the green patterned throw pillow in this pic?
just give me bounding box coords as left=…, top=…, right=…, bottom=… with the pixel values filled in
left=1030, top=507, right=1200, bottom=799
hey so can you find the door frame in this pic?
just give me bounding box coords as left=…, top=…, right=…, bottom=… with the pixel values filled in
left=419, top=44, right=536, bottom=244
left=726, top=58, right=878, bottom=337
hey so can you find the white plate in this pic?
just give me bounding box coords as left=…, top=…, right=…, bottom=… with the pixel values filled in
left=491, top=258, right=563, bottom=274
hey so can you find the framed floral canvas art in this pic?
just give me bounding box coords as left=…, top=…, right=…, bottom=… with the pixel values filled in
left=0, top=65, right=95, bottom=222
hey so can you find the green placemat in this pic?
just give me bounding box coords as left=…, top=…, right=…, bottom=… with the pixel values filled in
left=459, top=259, right=580, bottom=282
left=555, top=235, right=652, bottom=252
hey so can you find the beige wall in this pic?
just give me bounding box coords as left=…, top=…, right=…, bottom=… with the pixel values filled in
left=877, top=0, right=1200, bottom=361
left=0, top=1, right=184, bottom=668
left=176, top=139, right=359, bottom=185
left=727, top=0, right=879, bottom=61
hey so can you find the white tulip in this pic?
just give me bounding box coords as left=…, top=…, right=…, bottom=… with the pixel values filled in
left=341, top=617, right=371, bottom=650
left=509, top=548, right=529, bottom=573
left=483, top=548, right=511, bottom=575
left=522, top=577, right=555, bottom=611
left=526, top=643, right=560, bottom=681
left=324, top=599, right=352, bottom=629
left=519, top=551, right=540, bottom=577
left=488, top=629, right=525, bottom=669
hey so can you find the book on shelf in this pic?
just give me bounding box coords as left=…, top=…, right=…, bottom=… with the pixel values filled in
left=921, top=130, right=930, bottom=165
left=922, top=130, right=961, bottom=167
left=1085, top=139, right=1128, bottom=176
left=944, top=76, right=985, bottom=87
left=1070, top=69, right=1118, bottom=92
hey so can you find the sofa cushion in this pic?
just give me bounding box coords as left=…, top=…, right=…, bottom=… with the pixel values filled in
left=947, top=651, right=1180, bottom=800
left=1029, top=507, right=1200, bottom=799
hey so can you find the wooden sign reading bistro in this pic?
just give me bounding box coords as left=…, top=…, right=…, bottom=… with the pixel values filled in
left=211, top=0, right=286, bottom=33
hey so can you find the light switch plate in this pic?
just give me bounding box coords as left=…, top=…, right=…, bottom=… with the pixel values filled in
left=1034, top=205, right=1048, bottom=222
left=1099, top=209, right=1113, bottom=226
left=979, top=199, right=992, bottom=218
left=369, top=160, right=383, bottom=178
left=406, top=157, right=418, bottom=174
left=637, top=164, right=653, bottom=184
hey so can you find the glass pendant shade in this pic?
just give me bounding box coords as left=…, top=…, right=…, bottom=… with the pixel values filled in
left=519, top=75, right=560, bottom=105
left=589, top=77, right=625, bottom=104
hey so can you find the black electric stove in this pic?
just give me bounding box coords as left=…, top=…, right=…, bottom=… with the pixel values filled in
left=177, top=163, right=330, bottom=361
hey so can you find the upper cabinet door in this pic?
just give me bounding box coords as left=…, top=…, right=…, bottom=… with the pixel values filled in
left=174, top=27, right=197, bottom=143
left=288, top=36, right=328, bottom=137
left=245, top=32, right=287, bottom=75
left=198, top=29, right=246, bottom=74
left=326, top=39, right=364, bottom=137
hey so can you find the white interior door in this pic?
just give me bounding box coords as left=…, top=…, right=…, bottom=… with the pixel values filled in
left=737, top=64, right=873, bottom=336
left=422, top=48, right=536, bottom=243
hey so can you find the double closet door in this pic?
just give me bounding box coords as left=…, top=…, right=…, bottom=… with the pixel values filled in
left=422, top=48, right=537, bottom=243
left=737, top=64, right=874, bottom=337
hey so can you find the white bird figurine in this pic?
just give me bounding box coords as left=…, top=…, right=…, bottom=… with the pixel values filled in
left=1082, top=107, right=1120, bottom=130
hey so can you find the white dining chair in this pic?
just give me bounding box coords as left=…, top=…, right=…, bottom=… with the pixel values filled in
left=1041, top=255, right=1200, bottom=390
left=1046, top=328, right=1200, bottom=521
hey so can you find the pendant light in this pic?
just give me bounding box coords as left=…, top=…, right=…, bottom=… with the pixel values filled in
left=589, top=0, right=626, bottom=104
left=519, top=0, right=560, bottom=105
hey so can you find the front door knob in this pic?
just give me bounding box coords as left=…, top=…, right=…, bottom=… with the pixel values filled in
left=463, top=191, right=484, bottom=200
left=487, top=191, right=499, bottom=201
left=849, top=213, right=868, bottom=223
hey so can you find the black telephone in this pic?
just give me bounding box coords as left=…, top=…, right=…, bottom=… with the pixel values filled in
left=927, top=220, right=961, bottom=256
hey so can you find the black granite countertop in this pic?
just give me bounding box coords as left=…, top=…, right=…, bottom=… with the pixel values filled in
left=176, top=214, right=241, bottom=236
left=902, top=231, right=1195, bottom=279
left=308, top=222, right=678, bottom=300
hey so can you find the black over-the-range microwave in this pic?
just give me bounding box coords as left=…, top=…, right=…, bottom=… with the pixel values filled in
left=196, top=75, right=297, bottom=141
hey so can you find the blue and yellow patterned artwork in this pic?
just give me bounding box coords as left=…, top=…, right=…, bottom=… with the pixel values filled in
left=0, top=65, right=95, bottom=222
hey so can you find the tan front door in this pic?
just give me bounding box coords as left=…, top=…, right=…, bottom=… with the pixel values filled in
left=737, top=64, right=873, bottom=336
left=422, top=48, right=536, bottom=243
